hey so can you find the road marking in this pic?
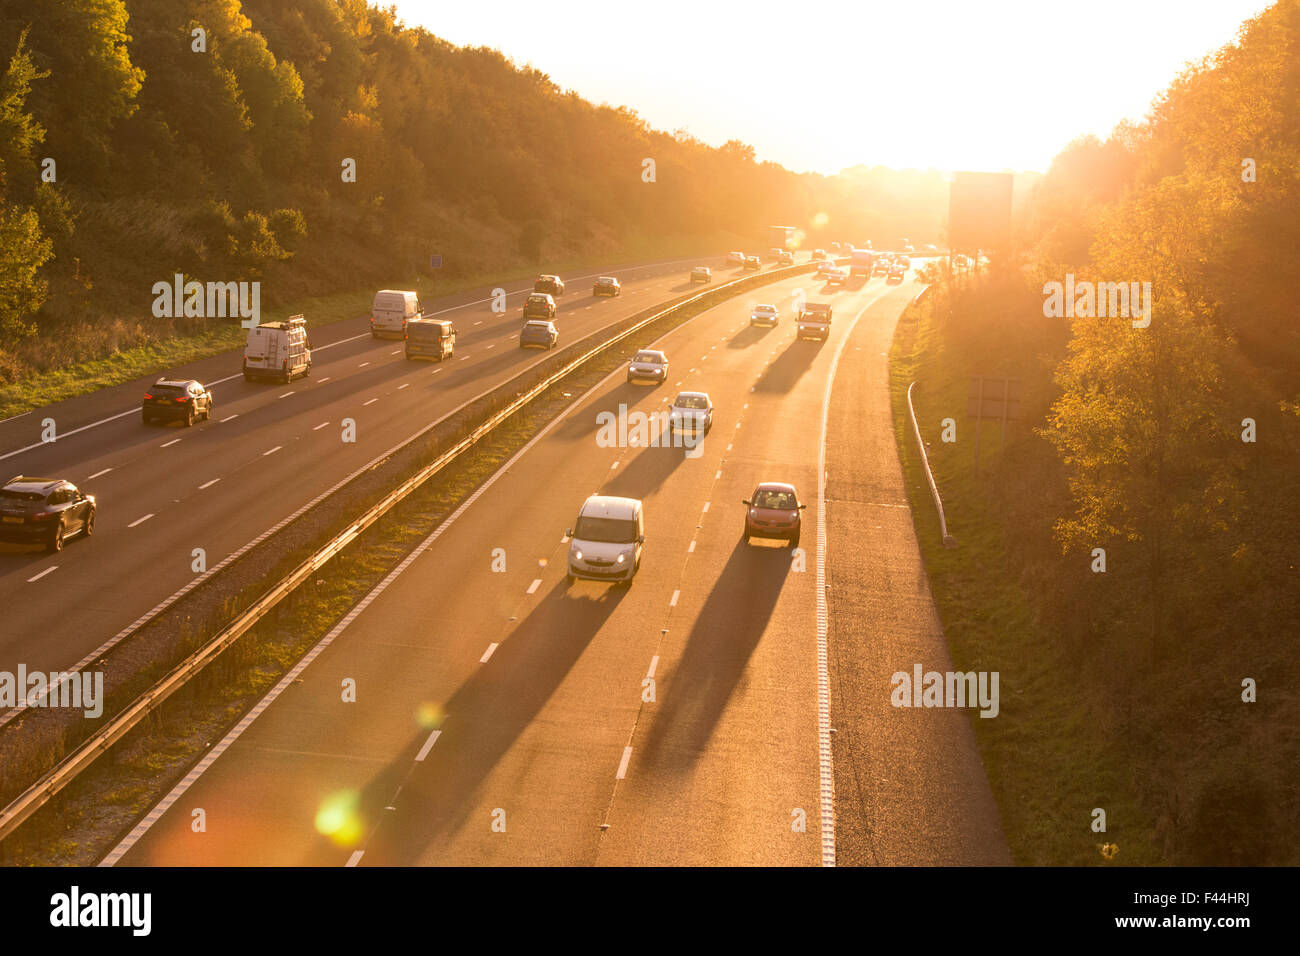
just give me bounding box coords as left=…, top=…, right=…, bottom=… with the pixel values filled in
left=526, top=578, right=541, bottom=594
left=358, top=361, right=370, bottom=367
left=397, top=383, right=409, bottom=390
left=610, top=461, right=618, bottom=470
left=86, top=468, right=112, bottom=480
left=127, top=514, right=153, bottom=528
left=688, top=540, right=695, bottom=552
left=313, top=422, right=330, bottom=430
left=416, top=729, right=443, bottom=761
left=27, top=567, right=57, bottom=583
left=616, top=746, right=633, bottom=779
left=726, top=444, right=732, bottom=452
left=317, top=377, right=330, bottom=383
left=432, top=368, right=442, bottom=374
left=473, top=320, right=482, bottom=326
left=480, top=643, right=499, bottom=663
left=263, top=446, right=281, bottom=456
left=279, top=392, right=294, bottom=399
left=702, top=502, right=710, bottom=513
left=669, top=589, right=679, bottom=607
left=647, top=656, right=659, bottom=678
left=346, top=851, right=364, bottom=867
left=714, top=470, right=721, bottom=479
left=390, top=349, right=401, bottom=355
left=362, top=398, right=377, bottom=406
left=486, top=343, right=495, bottom=350
left=160, top=438, right=181, bottom=448
left=199, top=478, right=220, bottom=490
left=220, top=415, right=238, bottom=423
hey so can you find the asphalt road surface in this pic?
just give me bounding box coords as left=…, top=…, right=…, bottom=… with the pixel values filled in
left=103, top=264, right=1010, bottom=866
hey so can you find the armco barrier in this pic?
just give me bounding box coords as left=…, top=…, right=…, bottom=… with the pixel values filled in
left=0, top=257, right=825, bottom=844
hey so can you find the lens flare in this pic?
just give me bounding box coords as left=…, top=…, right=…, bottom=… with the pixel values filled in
left=314, top=790, right=364, bottom=846
left=416, top=702, right=445, bottom=729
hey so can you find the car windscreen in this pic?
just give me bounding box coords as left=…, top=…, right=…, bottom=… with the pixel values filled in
left=149, top=385, right=185, bottom=396
left=574, top=516, right=637, bottom=544
left=634, top=352, right=662, bottom=363
left=675, top=395, right=708, bottom=409
left=523, top=322, right=550, bottom=331
left=527, top=295, right=549, bottom=304
left=753, top=490, right=796, bottom=510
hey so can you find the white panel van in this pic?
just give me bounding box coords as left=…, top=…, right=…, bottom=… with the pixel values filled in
left=566, top=495, right=645, bottom=586
left=371, top=290, right=423, bottom=339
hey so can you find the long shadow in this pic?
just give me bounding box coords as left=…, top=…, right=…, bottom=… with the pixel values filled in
left=550, top=381, right=670, bottom=444
left=726, top=325, right=775, bottom=349
left=599, top=427, right=699, bottom=502
left=753, top=339, right=821, bottom=394
left=300, top=577, right=627, bottom=865
left=639, top=538, right=791, bottom=770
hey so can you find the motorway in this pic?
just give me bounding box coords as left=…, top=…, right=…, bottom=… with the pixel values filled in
left=103, top=264, right=1011, bottom=866
left=0, top=254, right=742, bottom=682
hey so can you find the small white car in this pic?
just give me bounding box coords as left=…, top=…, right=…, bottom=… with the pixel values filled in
left=627, top=349, right=669, bottom=384
left=567, top=495, right=644, bottom=586
left=690, top=266, right=712, bottom=283
left=750, top=304, right=779, bottom=327
left=668, top=391, right=713, bottom=436
left=826, top=268, right=848, bottom=286
left=726, top=251, right=745, bottom=266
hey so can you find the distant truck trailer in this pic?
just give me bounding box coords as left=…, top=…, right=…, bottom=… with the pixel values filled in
left=850, top=248, right=875, bottom=277
left=765, top=225, right=797, bottom=251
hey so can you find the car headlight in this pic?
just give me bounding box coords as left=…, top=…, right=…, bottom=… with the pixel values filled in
left=616, top=553, right=626, bottom=564
left=790, top=512, right=800, bottom=521
left=749, top=509, right=757, bottom=517
left=573, top=549, right=583, bottom=562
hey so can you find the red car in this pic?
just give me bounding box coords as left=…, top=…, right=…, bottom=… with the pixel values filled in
left=742, top=481, right=806, bottom=547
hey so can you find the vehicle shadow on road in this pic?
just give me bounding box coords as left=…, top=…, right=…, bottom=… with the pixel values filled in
left=726, top=325, right=774, bottom=349
left=300, top=578, right=626, bottom=865
left=549, top=382, right=669, bottom=444
left=637, top=538, right=789, bottom=772
left=599, top=433, right=698, bottom=502
left=752, top=341, right=820, bottom=394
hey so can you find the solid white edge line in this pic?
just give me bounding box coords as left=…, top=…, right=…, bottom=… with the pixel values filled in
left=810, top=282, right=895, bottom=867
left=616, top=746, right=633, bottom=780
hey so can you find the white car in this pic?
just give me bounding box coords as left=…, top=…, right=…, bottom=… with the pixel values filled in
left=816, top=260, right=836, bottom=277
left=567, top=495, right=644, bottom=586
left=668, top=391, right=713, bottom=436
left=726, top=251, right=745, bottom=266
left=750, top=304, right=779, bottom=327
left=627, top=349, right=669, bottom=384
left=826, top=267, right=848, bottom=286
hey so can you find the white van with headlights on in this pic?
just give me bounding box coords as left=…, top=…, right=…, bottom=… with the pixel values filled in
left=371, top=289, right=423, bottom=339
left=567, top=495, right=644, bottom=586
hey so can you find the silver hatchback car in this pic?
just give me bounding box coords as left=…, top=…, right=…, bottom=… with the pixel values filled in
left=627, top=349, right=669, bottom=384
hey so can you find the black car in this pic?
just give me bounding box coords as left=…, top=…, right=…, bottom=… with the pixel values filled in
left=143, top=379, right=213, bottom=426
left=522, top=293, right=557, bottom=320
left=534, top=274, right=565, bottom=296
left=0, top=477, right=96, bottom=552
left=593, top=276, right=621, bottom=297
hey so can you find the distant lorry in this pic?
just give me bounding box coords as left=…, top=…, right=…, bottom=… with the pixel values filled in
left=850, top=248, right=875, bottom=278
left=244, top=314, right=311, bottom=382
left=797, top=303, right=833, bottom=342
left=765, top=225, right=797, bottom=251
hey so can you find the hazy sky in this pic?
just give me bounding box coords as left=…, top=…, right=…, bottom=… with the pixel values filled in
left=391, top=0, right=1273, bottom=175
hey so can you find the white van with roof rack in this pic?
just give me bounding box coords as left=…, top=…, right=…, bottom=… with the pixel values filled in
left=243, top=314, right=311, bottom=382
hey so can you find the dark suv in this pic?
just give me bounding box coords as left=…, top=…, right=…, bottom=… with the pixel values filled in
left=522, top=293, right=557, bottom=320
left=534, top=275, right=565, bottom=296
left=143, top=379, right=213, bottom=426
left=0, top=477, right=97, bottom=552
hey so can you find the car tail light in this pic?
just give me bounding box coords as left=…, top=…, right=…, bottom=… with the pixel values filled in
left=143, top=393, right=153, bottom=400
left=282, top=359, right=288, bottom=369
left=32, top=511, right=55, bottom=521
left=176, top=396, right=189, bottom=402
